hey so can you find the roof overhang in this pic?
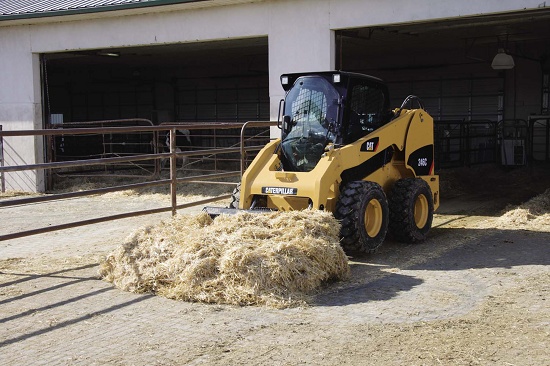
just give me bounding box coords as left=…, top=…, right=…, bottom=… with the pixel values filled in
left=0, top=0, right=260, bottom=25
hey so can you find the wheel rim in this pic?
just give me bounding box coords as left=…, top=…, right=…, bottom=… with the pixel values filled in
left=365, top=198, right=383, bottom=237
left=414, top=194, right=429, bottom=229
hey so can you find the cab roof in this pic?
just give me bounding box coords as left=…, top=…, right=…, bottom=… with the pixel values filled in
left=280, top=71, right=387, bottom=92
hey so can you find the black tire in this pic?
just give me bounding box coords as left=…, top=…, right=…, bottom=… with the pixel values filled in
left=389, top=178, right=434, bottom=243
left=335, top=181, right=389, bottom=254
left=228, top=183, right=241, bottom=209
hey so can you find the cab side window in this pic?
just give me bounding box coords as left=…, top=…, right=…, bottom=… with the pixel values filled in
left=346, top=83, right=386, bottom=142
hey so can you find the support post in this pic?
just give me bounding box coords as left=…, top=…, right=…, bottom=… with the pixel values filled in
left=169, top=128, right=177, bottom=216
left=0, top=125, right=4, bottom=192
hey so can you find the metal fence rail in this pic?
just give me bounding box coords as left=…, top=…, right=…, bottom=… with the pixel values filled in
left=46, top=119, right=272, bottom=180
left=434, top=118, right=545, bottom=168
left=0, top=121, right=277, bottom=241
left=435, top=119, right=498, bottom=168
left=528, top=115, right=550, bottom=162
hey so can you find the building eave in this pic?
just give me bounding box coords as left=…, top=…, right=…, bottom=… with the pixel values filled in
left=0, top=0, right=210, bottom=24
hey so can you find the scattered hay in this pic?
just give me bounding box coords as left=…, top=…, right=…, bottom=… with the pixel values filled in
left=0, top=190, right=41, bottom=199
left=52, top=169, right=238, bottom=202
left=497, top=188, right=550, bottom=230
left=99, top=210, right=349, bottom=308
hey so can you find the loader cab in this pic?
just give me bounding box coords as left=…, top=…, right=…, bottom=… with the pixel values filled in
left=279, top=72, right=391, bottom=172
left=343, top=75, right=391, bottom=144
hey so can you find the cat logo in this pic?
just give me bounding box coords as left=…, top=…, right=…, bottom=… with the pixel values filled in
left=361, top=137, right=380, bottom=152
left=262, top=187, right=298, bottom=195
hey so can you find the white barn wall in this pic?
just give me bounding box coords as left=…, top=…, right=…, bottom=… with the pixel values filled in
left=267, top=0, right=336, bottom=136
left=29, top=3, right=269, bottom=52
left=329, top=0, right=548, bottom=29
left=0, top=0, right=547, bottom=191
left=0, top=27, right=44, bottom=191
left=1, top=2, right=273, bottom=192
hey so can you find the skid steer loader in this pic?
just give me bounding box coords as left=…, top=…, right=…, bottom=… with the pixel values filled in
left=206, top=71, right=439, bottom=254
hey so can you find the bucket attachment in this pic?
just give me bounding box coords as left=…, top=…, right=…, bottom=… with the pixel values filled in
left=203, top=206, right=274, bottom=219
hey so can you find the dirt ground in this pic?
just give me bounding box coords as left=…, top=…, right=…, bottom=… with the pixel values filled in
left=0, top=165, right=549, bottom=365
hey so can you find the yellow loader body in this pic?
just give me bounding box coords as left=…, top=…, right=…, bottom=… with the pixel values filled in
left=206, top=71, right=440, bottom=253
left=240, top=108, right=439, bottom=213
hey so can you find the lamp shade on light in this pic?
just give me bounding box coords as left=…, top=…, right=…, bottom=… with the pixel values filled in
left=491, top=49, right=515, bottom=69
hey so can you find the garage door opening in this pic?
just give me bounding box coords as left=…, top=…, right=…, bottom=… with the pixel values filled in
left=40, top=37, right=270, bottom=188
left=336, top=9, right=550, bottom=169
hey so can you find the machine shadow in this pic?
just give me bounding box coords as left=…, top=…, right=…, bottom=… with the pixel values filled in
left=313, top=263, right=424, bottom=307
left=407, top=227, right=550, bottom=271
left=313, top=226, right=549, bottom=307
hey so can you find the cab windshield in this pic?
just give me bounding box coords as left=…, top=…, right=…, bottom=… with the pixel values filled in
left=281, top=76, right=339, bottom=172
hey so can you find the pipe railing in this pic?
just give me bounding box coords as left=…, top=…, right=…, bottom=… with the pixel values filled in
left=0, top=120, right=277, bottom=241
left=434, top=119, right=500, bottom=168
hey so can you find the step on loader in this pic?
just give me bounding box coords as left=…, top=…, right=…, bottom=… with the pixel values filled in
left=205, top=71, right=439, bottom=254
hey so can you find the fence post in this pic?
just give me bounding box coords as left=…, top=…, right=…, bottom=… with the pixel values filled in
left=0, top=125, right=5, bottom=192
left=240, top=122, right=247, bottom=178
left=169, top=128, right=177, bottom=216
left=214, top=128, right=218, bottom=172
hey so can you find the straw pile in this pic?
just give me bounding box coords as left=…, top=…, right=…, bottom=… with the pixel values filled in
left=497, top=188, right=550, bottom=230
left=99, top=210, right=349, bottom=308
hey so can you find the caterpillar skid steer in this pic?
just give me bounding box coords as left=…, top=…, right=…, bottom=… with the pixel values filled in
left=205, top=71, right=439, bottom=254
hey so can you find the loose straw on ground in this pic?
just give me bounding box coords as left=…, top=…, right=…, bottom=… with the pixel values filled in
left=497, top=188, right=550, bottom=230
left=100, top=210, right=349, bottom=308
